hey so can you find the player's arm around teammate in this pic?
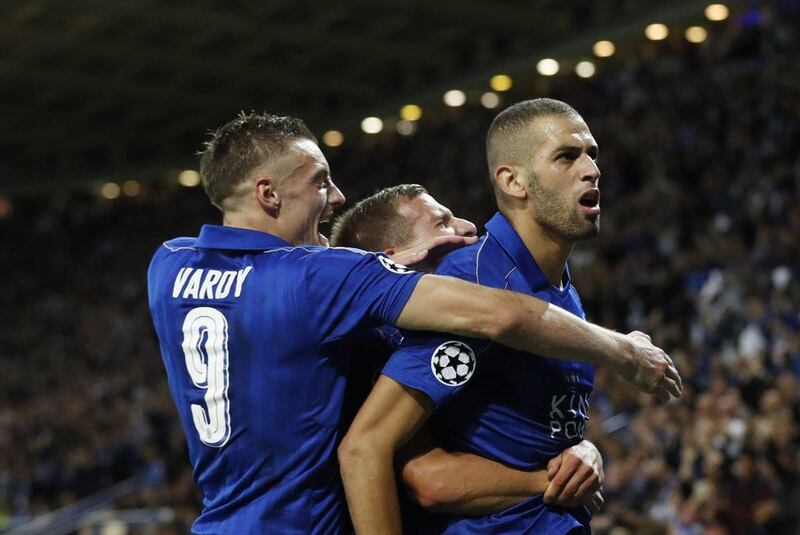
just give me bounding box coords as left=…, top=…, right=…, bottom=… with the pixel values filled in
left=339, top=277, right=681, bottom=534
left=398, top=425, right=604, bottom=514
left=332, top=186, right=604, bottom=516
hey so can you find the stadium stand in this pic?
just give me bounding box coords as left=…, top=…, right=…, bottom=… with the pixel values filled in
left=1, top=2, right=798, bottom=533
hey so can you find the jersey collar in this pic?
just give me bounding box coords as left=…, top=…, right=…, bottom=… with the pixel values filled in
left=484, top=212, right=571, bottom=292
left=195, top=224, right=292, bottom=250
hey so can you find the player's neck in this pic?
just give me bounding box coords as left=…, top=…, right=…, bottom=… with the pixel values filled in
left=222, top=211, right=294, bottom=244
left=505, top=212, right=573, bottom=289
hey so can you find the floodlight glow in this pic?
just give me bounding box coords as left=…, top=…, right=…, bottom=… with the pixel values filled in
left=323, top=130, right=344, bottom=147
left=396, top=120, right=416, bottom=136
left=645, top=23, right=669, bottom=41
left=443, top=90, right=466, bottom=107
left=575, top=61, right=596, bottom=78
left=178, top=170, right=201, bottom=187
left=101, top=182, right=121, bottom=199
left=537, top=58, right=559, bottom=76
left=489, top=74, right=512, bottom=92
left=361, top=117, right=383, bottom=134
left=481, top=92, right=500, bottom=109
left=593, top=40, right=615, bottom=58
left=705, top=4, right=729, bottom=21
left=685, top=26, right=708, bottom=43
left=400, top=104, right=422, bottom=121
left=122, top=180, right=140, bottom=197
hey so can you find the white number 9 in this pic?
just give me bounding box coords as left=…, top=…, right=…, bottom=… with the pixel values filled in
left=181, top=307, right=231, bottom=448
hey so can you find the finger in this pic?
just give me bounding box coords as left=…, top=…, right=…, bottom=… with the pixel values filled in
left=665, top=364, right=682, bottom=392
left=560, top=464, right=594, bottom=503
left=547, top=455, right=562, bottom=480
left=429, top=234, right=474, bottom=247
left=573, top=471, right=601, bottom=501
left=591, top=491, right=604, bottom=512
left=660, top=376, right=681, bottom=399
left=653, top=384, right=671, bottom=402
left=543, top=455, right=581, bottom=503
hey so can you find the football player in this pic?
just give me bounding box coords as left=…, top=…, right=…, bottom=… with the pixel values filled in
left=331, top=184, right=606, bottom=520
left=148, top=111, right=681, bottom=534
left=340, top=99, right=682, bottom=534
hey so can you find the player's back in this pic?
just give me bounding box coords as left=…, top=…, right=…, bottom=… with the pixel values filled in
left=147, top=225, right=423, bottom=534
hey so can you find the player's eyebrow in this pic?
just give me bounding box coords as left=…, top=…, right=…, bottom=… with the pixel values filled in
left=553, top=144, right=599, bottom=159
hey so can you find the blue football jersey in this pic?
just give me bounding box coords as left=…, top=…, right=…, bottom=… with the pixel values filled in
left=147, top=225, right=422, bottom=534
left=383, top=213, right=594, bottom=534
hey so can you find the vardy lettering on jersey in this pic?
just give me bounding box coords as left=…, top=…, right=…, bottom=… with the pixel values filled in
left=172, top=266, right=253, bottom=299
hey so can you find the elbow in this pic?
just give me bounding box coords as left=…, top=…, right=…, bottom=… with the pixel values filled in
left=338, top=432, right=363, bottom=477
left=401, top=458, right=450, bottom=511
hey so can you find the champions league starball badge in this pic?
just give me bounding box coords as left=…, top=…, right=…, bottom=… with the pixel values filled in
left=430, top=341, right=476, bottom=386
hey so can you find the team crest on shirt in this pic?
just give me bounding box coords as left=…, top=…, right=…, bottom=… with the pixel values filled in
left=378, top=255, right=414, bottom=274
left=431, top=341, right=476, bottom=386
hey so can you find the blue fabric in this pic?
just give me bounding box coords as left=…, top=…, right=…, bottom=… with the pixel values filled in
left=148, top=225, right=422, bottom=534
left=383, top=212, right=594, bottom=533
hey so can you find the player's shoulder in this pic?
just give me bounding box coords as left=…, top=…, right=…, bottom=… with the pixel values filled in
left=433, top=234, right=494, bottom=282
left=435, top=233, right=513, bottom=287
left=149, top=236, right=198, bottom=268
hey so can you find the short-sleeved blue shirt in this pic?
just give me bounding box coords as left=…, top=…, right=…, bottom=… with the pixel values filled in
left=147, top=225, right=422, bottom=534
left=383, top=213, right=594, bottom=534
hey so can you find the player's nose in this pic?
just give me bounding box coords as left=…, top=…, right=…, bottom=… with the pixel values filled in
left=580, top=154, right=600, bottom=184
left=328, top=180, right=346, bottom=207
left=453, top=217, right=477, bottom=237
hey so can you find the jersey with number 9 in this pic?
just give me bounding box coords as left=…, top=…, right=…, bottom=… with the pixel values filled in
left=147, top=225, right=422, bottom=534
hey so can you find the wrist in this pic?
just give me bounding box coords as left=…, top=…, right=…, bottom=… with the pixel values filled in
left=586, top=326, right=630, bottom=370
left=527, top=468, right=551, bottom=495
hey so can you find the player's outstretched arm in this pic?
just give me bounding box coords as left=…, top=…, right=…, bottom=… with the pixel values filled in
left=397, top=275, right=682, bottom=401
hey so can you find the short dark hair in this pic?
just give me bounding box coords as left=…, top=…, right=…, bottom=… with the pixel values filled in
left=486, top=98, right=580, bottom=173
left=330, top=184, right=427, bottom=251
left=199, top=112, right=317, bottom=210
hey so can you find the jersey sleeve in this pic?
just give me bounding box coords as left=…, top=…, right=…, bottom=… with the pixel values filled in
left=382, top=249, right=490, bottom=406
left=382, top=332, right=491, bottom=406
left=303, top=248, right=424, bottom=344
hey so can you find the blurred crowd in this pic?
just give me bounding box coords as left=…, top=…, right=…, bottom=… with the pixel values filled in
left=1, top=1, right=799, bottom=533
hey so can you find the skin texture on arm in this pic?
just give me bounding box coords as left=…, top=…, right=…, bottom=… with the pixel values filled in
left=339, top=376, right=605, bottom=533
left=398, top=425, right=549, bottom=514
left=399, top=429, right=603, bottom=515
left=339, top=376, right=433, bottom=535
left=398, top=275, right=682, bottom=400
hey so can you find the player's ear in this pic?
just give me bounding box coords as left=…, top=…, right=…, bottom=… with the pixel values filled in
left=256, top=177, right=280, bottom=216
left=494, top=165, right=528, bottom=200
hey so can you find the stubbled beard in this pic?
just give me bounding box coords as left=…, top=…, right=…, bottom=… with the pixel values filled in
left=527, top=172, right=599, bottom=242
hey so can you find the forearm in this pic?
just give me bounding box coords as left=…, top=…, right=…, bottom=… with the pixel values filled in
left=339, top=377, right=434, bottom=534
left=402, top=448, right=549, bottom=514
left=339, top=437, right=402, bottom=535
left=398, top=275, right=628, bottom=368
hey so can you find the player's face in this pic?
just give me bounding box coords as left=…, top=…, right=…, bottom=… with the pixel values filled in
left=397, top=193, right=477, bottom=247
left=276, top=138, right=345, bottom=246
left=524, top=114, right=600, bottom=242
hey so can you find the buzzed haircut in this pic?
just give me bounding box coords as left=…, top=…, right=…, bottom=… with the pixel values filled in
left=486, top=98, right=581, bottom=174
left=330, top=184, right=428, bottom=252
left=199, top=111, right=317, bottom=211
